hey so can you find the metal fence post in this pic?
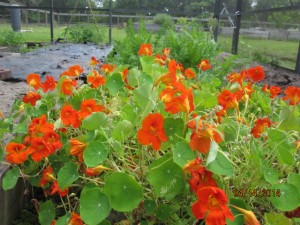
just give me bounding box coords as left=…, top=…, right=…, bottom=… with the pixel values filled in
left=296, top=42, right=300, bottom=74
left=231, top=0, right=243, bottom=54
left=50, top=0, right=54, bottom=43
left=213, top=0, right=221, bottom=42
left=109, top=0, right=112, bottom=45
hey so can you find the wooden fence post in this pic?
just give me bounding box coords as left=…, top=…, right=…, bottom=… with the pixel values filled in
left=232, top=0, right=243, bottom=54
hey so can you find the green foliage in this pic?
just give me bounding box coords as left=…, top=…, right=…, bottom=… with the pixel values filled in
left=153, top=13, right=175, bottom=30
left=66, top=24, right=105, bottom=44
left=0, top=31, right=24, bottom=46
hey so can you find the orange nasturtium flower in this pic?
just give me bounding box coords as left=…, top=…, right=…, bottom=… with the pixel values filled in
left=50, top=181, right=68, bottom=197
left=22, top=91, right=41, bottom=106
left=227, top=71, right=246, bottom=87
left=137, top=113, right=168, bottom=151
left=28, top=114, right=54, bottom=136
left=246, top=66, right=265, bottom=82
left=78, top=99, right=104, bottom=120
left=282, top=86, right=300, bottom=105
left=68, top=65, right=84, bottom=77
left=68, top=212, right=84, bottom=225
left=42, top=75, right=56, bottom=93
left=70, top=138, right=87, bottom=162
left=61, top=105, right=81, bottom=128
left=87, top=70, right=106, bottom=88
left=251, top=118, right=272, bottom=138
left=26, top=73, right=41, bottom=90
left=40, top=166, right=56, bottom=187
left=192, top=186, right=234, bottom=225
left=218, top=89, right=239, bottom=110
left=85, top=165, right=113, bottom=177
left=27, top=136, right=52, bottom=162
left=198, top=59, right=212, bottom=71
left=6, top=142, right=31, bottom=164
left=61, top=78, right=77, bottom=96
left=120, top=68, right=134, bottom=90
left=155, top=59, right=178, bottom=87
left=231, top=205, right=260, bottom=225
left=0, top=109, right=4, bottom=119
left=100, top=64, right=116, bottom=74
left=262, top=85, right=281, bottom=99
left=90, top=56, right=100, bottom=68
left=188, top=120, right=222, bottom=154
left=138, top=43, right=153, bottom=56
left=183, top=68, right=196, bottom=79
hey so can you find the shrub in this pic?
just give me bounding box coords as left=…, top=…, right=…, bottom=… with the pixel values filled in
left=0, top=31, right=24, bottom=46
left=153, top=13, right=174, bottom=30
left=66, top=24, right=105, bottom=44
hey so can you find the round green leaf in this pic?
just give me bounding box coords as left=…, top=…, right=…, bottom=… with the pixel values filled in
left=83, top=141, right=108, bottom=167
left=262, top=165, right=279, bottom=184
left=56, top=213, right=71, bottom=225
left=265, top=213, right=293, bottom=225
left=127, top=68, right=141, bottom=87
left=144, top=200, right=156, bottom=216
left=270, top=183, right=300, bottom=211
left=207, top=152, right=234, bottom=176
left=81, top=112, right=108, bottom=131
left=156, top=204, right=173, bottom=221
left=58, top=162, right=79, bottom=190
left=164, top=118, right=184, bottom=143
left=39, top=200, right=55, bottom=225
left=173, top=141, right=196, bottom=167
left=112, top=120, right=133, bottom=142
left=80, top=185, right=111, bottom=225
left=287, top=173, right=300, bottom=193
left=2, top=167, right=20, bottom=191
left=105, top=73, right=125, bottom=96
left=104, top=172, right=143, bottom=212
left=147, top=154, right=185, bottom=200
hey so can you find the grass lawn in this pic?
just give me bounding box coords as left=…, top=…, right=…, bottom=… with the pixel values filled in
left=218, top=35, right=299, bottom=69
left=0, top=23, right=126, bottom=43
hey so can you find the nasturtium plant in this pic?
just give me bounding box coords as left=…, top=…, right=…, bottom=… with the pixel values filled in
left=1, top=40, right=299, bottom=225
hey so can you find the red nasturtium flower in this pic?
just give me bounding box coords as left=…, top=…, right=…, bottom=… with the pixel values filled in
left=262, top=85, right=281, bottom=99
left=68, top=65, right=84, bottom=77
left=188, top=120, right=223, bottom=154
left=251, top=118, right=272, bottom=138
left=137, top=113, right=168, bottom=150
left=68, top=212, right=84, bottom=225
left=192, top=186, right=234, bottom=225
left=231, top=205, right=260, bottom=225
left=198, top=59, right=212, bottom=71
left=87, top=70, right=106, bottom=88
left=22, top=91, right=41, bottom=106
left=6, top=142, right=31, bottom=164
left=227, top=71, right=246, bottom=87
left=218, top=90, right=239, bottom=110
left=155, top=59, right=179, bottom=87
left=78, top=99, right=104, bottom=120
left=282, top=86, right=300, bottom=105
left=40, top=166, right=56, bottom=187
left=183, top=157, right=203, bottom=174
left=246, top=66, right=265, bottom=82
left=61, top=105, right=81, bottom=128
left=70, top=138, right=87, bottom=162
left=43, top=131, right=63, bottom=152
left=138, top=43, right=153, bottom=56
left=42, top=75, right=56, bottom=93
left=85, top=165, right=112, bottom=177
left=183, top=68, right=196, bottom=79
left=189, top=166, right=218, bottom=192
left=100, top=64, right=116, bottom=74
left=61, top=78, right=77, bottom=95
left=50, top=181, right=68, bottom=197
left=26, top=73, right=41, bottom=90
